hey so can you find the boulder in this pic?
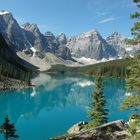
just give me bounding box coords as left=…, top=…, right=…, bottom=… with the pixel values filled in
left=50, top=120, right=128, bottom=140
left=94, top=120, right=126, bottom=132
left=67, top=121, right=87, bottom=134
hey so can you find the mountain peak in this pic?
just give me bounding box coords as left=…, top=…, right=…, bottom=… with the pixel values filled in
left=106, top=32, right=126, bottom=41
left=45, top=31, right=55, bottom=41
left=111, top=32, right=122, bottom=37
left=79, top=29, right=100, bottom=38
left=22, top=23, right=38, bottom=28
left=22, top=23, right=40, bottom=33
left=45, top=31, right=54, bottom=36
left=58, top=32, right=66, bottom=36
left=0, top=10, right=10, bottom=16
left=88, top=28, right=98, bottom=33
left=57, top=32, right=67, bottom=45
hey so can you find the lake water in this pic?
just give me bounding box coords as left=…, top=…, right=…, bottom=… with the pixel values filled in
left=0, top=74, right=131, bottom=140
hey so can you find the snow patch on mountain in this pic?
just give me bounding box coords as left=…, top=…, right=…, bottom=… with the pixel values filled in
left=30, top=47, right=37, bottom=53
left=73, top=57, right=97, bottom=64
left=0, top=10, right=10, bottom=15
left=73, top=56, right=116, bottom=65
left=0, top=10, right=140, bottom=71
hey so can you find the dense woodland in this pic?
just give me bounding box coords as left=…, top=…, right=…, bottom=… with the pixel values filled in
left=47, top=58, right=135, bottom=78
left=0, top=33, right=37, bottom=83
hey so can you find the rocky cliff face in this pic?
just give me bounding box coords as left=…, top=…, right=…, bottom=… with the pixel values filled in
left=57, top=32, right=67, bottom=45
left=22, top=23, right=49, bottom=53
left=106, top=32, right=128, bottom=58
left=106, top=32, right=140, bottom=57
left=55, top=45, right=71, bottom=60
left=66, top=30, right=117, bottom=60
left=0, top=33, right=37, bottom=71
left=0, top=11, right=72, bottom=63
left=45, top=31, right=58, bottom=52
left=0, top=11, right=32, bottom=54
left=45, top=32, right=72, bottom=60
left=0, top=10, right=139, bottom=70
left=50, top=120, right=129, bottom=140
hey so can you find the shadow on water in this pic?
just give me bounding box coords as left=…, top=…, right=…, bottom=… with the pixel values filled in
left=0, top=73, right=131, bottom=140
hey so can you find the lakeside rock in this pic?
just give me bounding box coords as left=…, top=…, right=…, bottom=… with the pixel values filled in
left=67, top=121, right=88, bottom=134
left=50, top=120, right=129, bottom=140
left=0, top=76, right=29, bottom=91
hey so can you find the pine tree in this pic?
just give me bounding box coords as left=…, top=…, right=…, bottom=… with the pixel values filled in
left=120, top=0, right=140, bottom=112
left=127, top=0, right=140, bottom=45
left=88, top=74, right=108, bottom=126
left=126, top=56, right=140, bottom=92
left=1, top=116, right=19, bottom=140
left=120, top=55, right=140, bottom=112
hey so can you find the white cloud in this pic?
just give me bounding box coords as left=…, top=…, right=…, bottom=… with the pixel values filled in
left=98, top=17, right=116, bottom=24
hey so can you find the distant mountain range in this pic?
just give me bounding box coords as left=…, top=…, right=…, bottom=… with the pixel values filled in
left=0, top=10, right=139, bottom=71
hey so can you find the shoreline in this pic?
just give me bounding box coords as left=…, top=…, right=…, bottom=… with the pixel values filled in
left=0, top=75, right=30, bottom=91
left=50, top=120, right=130, bottom=140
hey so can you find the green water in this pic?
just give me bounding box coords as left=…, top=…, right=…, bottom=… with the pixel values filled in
left=0, top=74, right=131, bottom=140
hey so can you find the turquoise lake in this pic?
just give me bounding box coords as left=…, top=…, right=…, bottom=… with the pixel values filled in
left=0, top=74, right=132, bottom=140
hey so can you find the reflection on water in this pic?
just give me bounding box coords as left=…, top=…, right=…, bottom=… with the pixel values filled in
left=0, top=74, right=131, bottom=140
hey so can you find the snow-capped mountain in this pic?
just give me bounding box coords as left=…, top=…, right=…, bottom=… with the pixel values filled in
left=0, top=10, right=139, bottom=71
left=66, top=29, right=117, bottom=60
left=106, top=32, right=140, bottom=57
left=22, top=23, right=49, bottom=53
left=0, top=11, right=73, bottom=70
left=0, top=10, right=32, bottom=54
left=106, top=32, right=128, bottom=57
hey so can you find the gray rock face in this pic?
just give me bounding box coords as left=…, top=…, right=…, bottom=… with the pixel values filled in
left=50, top=120, right=128, bottom=140
left=0, top=10, right=138, bottom=66
left=67, top=122, right=87, bottom=134
left=0, top=11, right=72, bottom=62
left=66, top=29, right=117, bottom=60
left=57, top=32, right=67, bottom=45
left=55, top=45, right=72, bottom=60
left=108, top=33, right=140, bottom=57
left=45, top=31, right=58, bottom=53
left=44, top=32, right=72, bottom=60
left=106, top=32, right=126, bottom=46
left=0, top=11, right=32, bottom=53
left=106, top=32, right=128, bottom=57
left=22, top=23, right=49, bottom=52
left=45, top=31, right=56, bottom=40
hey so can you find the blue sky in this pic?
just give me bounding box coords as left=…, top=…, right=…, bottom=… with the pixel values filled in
left=0, top=0, right=138, bottom=37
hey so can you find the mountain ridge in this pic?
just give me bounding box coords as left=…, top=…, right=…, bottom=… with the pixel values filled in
left=0, top=10, right=139, bottom=71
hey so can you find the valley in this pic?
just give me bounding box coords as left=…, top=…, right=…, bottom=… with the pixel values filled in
left=0, top=10, right=139, bottom=72
left=0, top=0, right=140, bottom=139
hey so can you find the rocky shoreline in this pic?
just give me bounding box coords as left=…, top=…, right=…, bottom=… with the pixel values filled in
left=50, top=120, right=131, bottom=140
left=0, top=76, right=29, bottom=91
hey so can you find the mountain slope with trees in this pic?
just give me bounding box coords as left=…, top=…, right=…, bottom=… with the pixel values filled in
left=0, top=33, right=38, bottom=90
